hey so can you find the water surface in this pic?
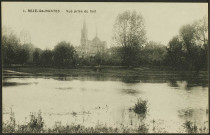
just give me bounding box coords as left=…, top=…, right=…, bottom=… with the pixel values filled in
left=2, top=70, right=209, bottom=133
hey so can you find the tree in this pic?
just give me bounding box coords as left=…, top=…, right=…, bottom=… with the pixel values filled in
left=33, top=48, right=42, bottom=66
left=16, top=46, right=30, bottom=65
left=2, top=31, right=21, bottom=66
left=167, top=16, right=208, bottom=71
left=104, top=47, right=122, bottom=66
left=166, top=36, right=187, bottom=69
left=193, top=16, right=208, bottom=71
left=179, top=16, right=208, bottom=71
left=113, top=10, right=147, bottom=67
left=40, top=49, right=53, bottom=67
left=53, top=41, right=77, bottom=67
left=21, top=43, right=35, bottom=64
left=94, top=52, right=102, bottom=66
left=93, top=51, right=108, bottom=66
left=141, top=41, right=167, bottom=65
left=193, top=16, right=208, bottom=46
left=2, top=27, right=34, bottom=66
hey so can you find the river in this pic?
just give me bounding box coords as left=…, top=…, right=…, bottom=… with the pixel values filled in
left=2, top=69, right=209, bottom=133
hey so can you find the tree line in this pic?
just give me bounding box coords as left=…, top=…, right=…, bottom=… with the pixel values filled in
left=2, top=11, right=208, bottom=72
left=2, top=34, right=78, bottom=68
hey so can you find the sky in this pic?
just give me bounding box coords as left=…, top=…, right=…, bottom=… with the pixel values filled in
left=2, top=2, right=208, bottom=50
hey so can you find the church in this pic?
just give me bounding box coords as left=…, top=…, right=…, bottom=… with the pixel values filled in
left=76, top=19, right=107, bottom=58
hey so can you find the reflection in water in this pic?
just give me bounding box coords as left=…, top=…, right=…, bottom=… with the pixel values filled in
left=168, top=79, right=179, bottom=88
left=178, top=107, right=208, bottom=125
left=56, top=87, right=73, bottom=90
left=168, top=72, right=208, bottom=89
left=2, top=70, right=209, bottom=133
left=120, top=89, right=140, bottom=95
left=178, top=108, right=194, bottom=118
left=3, top=82, right=33, bottom=87
left=121, top=76, right=140, bottom=83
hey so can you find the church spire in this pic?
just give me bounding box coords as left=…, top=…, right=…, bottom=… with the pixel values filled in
left=83, top=17, right=87, bottom=30
left=81, top=16, right=88, bottom=48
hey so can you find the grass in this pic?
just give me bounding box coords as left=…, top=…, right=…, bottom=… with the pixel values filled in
left=3, top=66, right=208, bottom=77
left=137, top=122, right=149, bottom=133
left=3, top=111, right=45, bottom=133
left=3, top=66, right=208, bottom=88
left=133, top=98, right=148, bottom=115
left=2, top=110, right=148, bottom=133
left=3, top=110, right=209, bottom=133
left=182, top=120, right=209, bottom=133
left=183, top=120, right=198, bottom=133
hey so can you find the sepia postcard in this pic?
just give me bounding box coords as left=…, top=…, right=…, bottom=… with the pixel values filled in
left=1, top=1, right=209, bottom=134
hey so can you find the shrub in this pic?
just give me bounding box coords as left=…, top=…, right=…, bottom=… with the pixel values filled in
left=2, top=108, right=16, bottom=133
left=183, top=120, right=198, bottom=133
left=137, top=123, right=149, bottom=133
left=133, top=98, right=148, bottom=114
left=27, top=111, right=44, bottom=133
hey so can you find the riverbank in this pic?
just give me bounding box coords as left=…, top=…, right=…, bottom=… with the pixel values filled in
left=3, top=66, right=208, bottom=77
left=3, top=111, right=208, bottom=133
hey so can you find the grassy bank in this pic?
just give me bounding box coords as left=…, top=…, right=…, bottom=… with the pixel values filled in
left=3, top=65, right=208, bottom=77
left=3, top=110, right=208, bottom=133
left=3, top=66, right=208, bottom=87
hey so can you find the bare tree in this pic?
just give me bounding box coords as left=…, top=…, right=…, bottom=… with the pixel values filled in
left=193, top=16, right=208, bottom=46
left=113, top=10, right=146, bottom=67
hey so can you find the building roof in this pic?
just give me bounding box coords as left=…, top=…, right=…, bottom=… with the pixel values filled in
left=92, top=36, right=101, bottom=43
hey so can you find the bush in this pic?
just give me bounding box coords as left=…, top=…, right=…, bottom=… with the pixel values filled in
left=183, top=120, right=198, bottom=133
left=182, top=120, right=208, bottom=133
left=27, top=111, right=44, bottom=133
left=137, top=123, right=149, bottom=133
left=2, top=108, right=16, bottom=133
left=133, top=98, right=148, bottom=114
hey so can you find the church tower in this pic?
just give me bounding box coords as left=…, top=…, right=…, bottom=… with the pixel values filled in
left=81, top=18, right=88, bottom=54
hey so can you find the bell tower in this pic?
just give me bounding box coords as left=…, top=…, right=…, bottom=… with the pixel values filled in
left=81, top=18, right=88, bottom=54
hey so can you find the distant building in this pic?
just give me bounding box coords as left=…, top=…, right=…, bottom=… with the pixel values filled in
left=76, top=19, right=107, bottom=58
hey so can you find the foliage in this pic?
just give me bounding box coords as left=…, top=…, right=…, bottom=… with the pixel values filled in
left=113, top=10, right=147, bottom=67
left=40, top=49, right=53, bottom=67
left=166, top=16, right=208, bottom=71
left=93, top=52, right=103, bottom=65
left=2, top=16, right=208, bottom=70
left=2, top=28, right=35, bottom=66
left=33, top=48, right=42, bottom=66
left=2, top=110, right=209, bottom=133
left=141, top=41, right=167, bottom=65
left=16, top=45, right=30, bottom=65
left=1, top=111, right=149, bottom=133
left=137, top=122, right=149, bottom=133
left=3, top=108, right=16, bottom=133
left=22, top=43, right=35, bottom=63
left=53, top=41, right=78, bottom=67
left=165, top=36, right=187, bottom=69
left=133, top=98, right=148, bottom=114
left=183, top=121, right=198, bottom=133
left=2, top=32, right=21, bottom=65
left=105, top=46, right=122, bottom=66
left=27, top=111, right=44, bottom=133
left=182, top=120, right=209, bottom=133
left=3, top=110, right=44, bottom=133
